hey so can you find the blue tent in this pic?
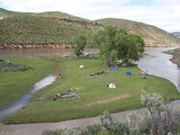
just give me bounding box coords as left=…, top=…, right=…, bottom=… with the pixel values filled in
left=126, top=71, right=132, bottom=75
left=6, top=60, right=11, bottom=64
left=111, top=66, right=116, bottom=70
left=90, top=52, right=94, bottom=55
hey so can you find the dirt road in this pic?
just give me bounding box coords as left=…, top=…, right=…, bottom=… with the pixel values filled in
left=0, top=109, right=142, bottom=135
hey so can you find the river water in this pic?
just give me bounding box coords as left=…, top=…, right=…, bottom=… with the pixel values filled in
left=0, top=48, right=99, bottom=58
left=135, top=47, right=180, bottom=92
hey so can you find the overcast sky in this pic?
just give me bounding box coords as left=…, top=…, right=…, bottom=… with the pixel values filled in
left=0, top=0, right=180, bottom=32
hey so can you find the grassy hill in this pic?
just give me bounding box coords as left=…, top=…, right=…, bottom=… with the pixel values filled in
left=0, top=8, right=34, bottom=18
left=0, top=16, right=102, bottom=45
left=97, top=18, right=180, bottom=47
left=0, top=8, right=103, bottom=46
left=0, top=8, right=180, bottom=47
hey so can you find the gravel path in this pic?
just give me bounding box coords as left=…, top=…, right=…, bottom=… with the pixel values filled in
left=0, top=109, right=142, bottom=135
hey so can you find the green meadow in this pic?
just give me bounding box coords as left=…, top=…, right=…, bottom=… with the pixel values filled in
left=1, top=55, right=180, bottom=124
left=0, top=57, right=56, bottom=110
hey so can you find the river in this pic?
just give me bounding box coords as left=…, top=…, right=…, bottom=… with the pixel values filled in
left=135, top=47, right=180, bottom=91
left=0, top=48, right=99, bottom=58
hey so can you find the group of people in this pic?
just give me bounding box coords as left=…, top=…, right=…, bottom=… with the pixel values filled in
left=141, top=70, right=148, bottom=79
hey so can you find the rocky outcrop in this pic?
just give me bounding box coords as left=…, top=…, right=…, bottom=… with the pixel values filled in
left=0, top=43, right=92, bottom=49
left=39, top=16, right=103, bottom=26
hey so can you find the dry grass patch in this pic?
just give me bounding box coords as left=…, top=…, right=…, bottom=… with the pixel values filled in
left=85, top=94, right=130, bottom=106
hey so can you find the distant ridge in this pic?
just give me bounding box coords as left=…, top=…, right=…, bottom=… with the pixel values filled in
left=0, top=8, right=180, bottom=48
left=96, top=18, right=180, bottom=47
left=172, top=32, right=180, bottom=38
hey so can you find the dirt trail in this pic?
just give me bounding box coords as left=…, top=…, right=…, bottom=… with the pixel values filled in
left=0, top=109, right=142, bottom=135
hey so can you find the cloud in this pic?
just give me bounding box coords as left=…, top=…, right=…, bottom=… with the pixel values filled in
left=0, top=0, right=180, bottom=32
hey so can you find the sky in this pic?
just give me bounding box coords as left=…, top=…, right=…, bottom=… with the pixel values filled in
left=0, top=0, right=180, bottom=32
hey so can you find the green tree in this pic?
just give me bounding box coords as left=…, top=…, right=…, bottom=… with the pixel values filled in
left=93, top=25, right=145, bottom=64
left=73, top=34, right=87, bottom=59
left=93, top=25, right=119, bottom=64
left=125, top=33, right=145, bottom=63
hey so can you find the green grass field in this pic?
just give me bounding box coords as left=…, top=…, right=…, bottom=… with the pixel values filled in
left=1, top=55, right=180, bottom=124
left=0, top=57, right=55, bottom=110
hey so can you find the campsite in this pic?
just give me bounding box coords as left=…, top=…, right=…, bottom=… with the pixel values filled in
left=1, top=54, right=180, bottom=124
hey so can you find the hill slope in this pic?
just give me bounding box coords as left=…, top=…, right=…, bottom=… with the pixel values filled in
left=0, top=16, right=102, bottom=45
left=0, top=8, right=34, bottom=18
left=0, top=8, right=180, bottom=48
left=96, top=18, right=180, bottom=47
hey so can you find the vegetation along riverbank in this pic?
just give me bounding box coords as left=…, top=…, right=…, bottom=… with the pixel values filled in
left=1, top=54, right=180, bottom=124
left=163, top=48, right=180, bottom=67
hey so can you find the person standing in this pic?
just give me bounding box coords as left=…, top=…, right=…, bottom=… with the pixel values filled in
left=57, top=73, right=61, bottom=78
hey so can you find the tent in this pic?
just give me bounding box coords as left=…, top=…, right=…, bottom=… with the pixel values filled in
left=126, top=71, right=132, bottom=75
left=108, top=83, right=116, bottom=89
left=85, top=53, right=89, bottom=56
left=79, top=65, right=84, bottom=69
left=110, top=66, right=116, bottom=70
left=90, top=52, right=94, bottom=55
left=6, top=60, right=11, bottom=64
left=61, top=55, right=68, bottom=57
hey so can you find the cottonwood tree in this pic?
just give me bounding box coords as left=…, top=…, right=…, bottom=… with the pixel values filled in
left=124, top=33, right=145, bottom=63
left=73, top=34, right=87, bottom=59
left=93, top=25, right=145, bottom=64
left=93, top=25, right=118, bottom=64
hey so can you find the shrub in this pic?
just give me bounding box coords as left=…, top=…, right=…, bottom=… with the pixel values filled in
left=0, top=62, right=33, bottom=72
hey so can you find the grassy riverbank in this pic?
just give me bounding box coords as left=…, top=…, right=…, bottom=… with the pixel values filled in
left=163, top=48, right=180, bottom=66
left=1, top=55, right=180, bottom=124
left=0, top=57, right=56, bottom=110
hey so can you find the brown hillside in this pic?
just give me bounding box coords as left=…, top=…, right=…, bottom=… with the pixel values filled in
left=97, top=18, right=180, bottom=47
left=1, top=8, right=180, bottom=48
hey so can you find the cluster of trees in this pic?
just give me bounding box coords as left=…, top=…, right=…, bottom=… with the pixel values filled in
left=73, top=25, right=145, bottom=64
left=43, top=90, right=180, bottom=135
left=93, top=25, right=145, bottom=64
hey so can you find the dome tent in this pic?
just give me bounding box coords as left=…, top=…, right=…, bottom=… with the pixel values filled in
left=79, top=65, right=84, bottom=69
left=126, top=71, right=132, bottom=75
left=85, top=53, right=89, bottom=56
left=108, top=83, right=116, bottom=89
left=110, top=66, right=116, bottom=70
